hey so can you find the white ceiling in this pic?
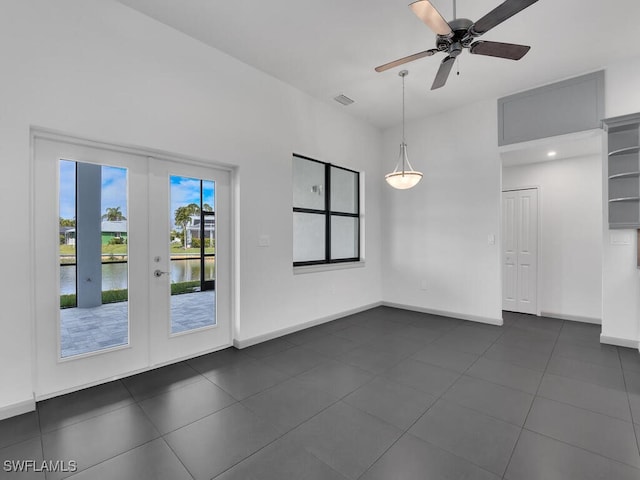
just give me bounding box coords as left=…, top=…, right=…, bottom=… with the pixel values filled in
left=116, top=0, right=640, bottom=130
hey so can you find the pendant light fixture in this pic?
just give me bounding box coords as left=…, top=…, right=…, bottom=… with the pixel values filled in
left=385, top=70, right=423, bottom=189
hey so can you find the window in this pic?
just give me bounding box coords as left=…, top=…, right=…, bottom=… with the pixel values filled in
left=293, top=154, right=360, bottom=266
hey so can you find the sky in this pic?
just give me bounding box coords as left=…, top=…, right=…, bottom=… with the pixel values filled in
left=59, top=160, right=215, bottom=231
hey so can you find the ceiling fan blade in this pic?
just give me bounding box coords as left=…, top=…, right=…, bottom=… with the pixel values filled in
left=470, top=41, right=530, bottom=60
left=431, top=55, right=455, bottom=90
left=375, top=49, right=439, bottom=73
left=470, top=0, right=539, bottom=36
left=409, top=0, right=453, bottom=36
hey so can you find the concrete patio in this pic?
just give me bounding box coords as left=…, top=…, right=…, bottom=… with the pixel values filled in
left=60, top=290, right=216, bottom=358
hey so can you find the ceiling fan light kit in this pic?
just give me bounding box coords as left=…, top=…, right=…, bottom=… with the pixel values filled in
left=376, top=0, right=540, bottom=89
left=386, top=70, right=423, bottom=190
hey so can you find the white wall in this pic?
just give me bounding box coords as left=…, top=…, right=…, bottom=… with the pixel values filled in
left=0, top=0, right=383, bottom=415
left=601, top=56, right=640, bottom=346
left=381, top=99, right=503, bottom=324
left=503, top=155, right=603, bottom=322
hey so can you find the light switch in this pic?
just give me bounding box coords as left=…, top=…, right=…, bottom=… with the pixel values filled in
left=610, top=232, right=632, bottom=246
left=488, top=234, right=495, bottom=245
left=258, top=234, right=270, bottom=247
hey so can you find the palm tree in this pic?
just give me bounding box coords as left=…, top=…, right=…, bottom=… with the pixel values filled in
left=102, top=206, right=126, bottom=221
left=174, top=203, right=200, bottom=249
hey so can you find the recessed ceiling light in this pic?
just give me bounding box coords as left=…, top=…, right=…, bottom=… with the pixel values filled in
left=547, top=151, right=557, bottom=157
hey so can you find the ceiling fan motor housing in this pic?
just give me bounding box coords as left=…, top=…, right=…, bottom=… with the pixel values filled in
left=436, top=17, right=474, bottom=53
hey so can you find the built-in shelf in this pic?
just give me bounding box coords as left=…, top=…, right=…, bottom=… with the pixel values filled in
left=609, top=197, right=640, bottom=203
left=604, top=113, right=640, bottom=228
left=609, top=172, right=640, bottom=180
left=609, top=146, right=640, bottom=157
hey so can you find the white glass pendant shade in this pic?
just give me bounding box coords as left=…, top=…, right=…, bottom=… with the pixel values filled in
left=385, top=143, right=423, bottom=189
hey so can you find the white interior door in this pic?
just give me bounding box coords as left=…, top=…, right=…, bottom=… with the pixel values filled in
left=147, top=159, right=231, bottom=366
left=33, top=135, right=232, bottom=399
left=502, top=188, right=538, bottom=314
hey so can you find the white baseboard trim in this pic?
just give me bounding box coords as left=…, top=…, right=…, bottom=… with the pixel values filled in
left=0, top=397, right=36, bottom=421
left=541, top=311, right=601, bottom=325
left=382, top=302, right=504, bottom=326
left=234, top=301, right=383, bottom=349
left=600, top=334, right=638, bottom=349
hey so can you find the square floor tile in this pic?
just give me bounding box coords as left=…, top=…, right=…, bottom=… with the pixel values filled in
left=496, top=327, right=557, bottom=354
left=432, top=331, right=494, bottom=355
left=363, top=334, right=424, bottom=358
left=331, top=325, right=382, bottom=344
left=411, top=344, right=479, bottom=373
left=203, top=358, right=290, bottom=400
left=215, top=437, right=349, bottom=480
left=343, top=377, right=436, bottom=430
left=41, top=404, right=160, bottom=480
left=302, top=335, right=360, bottom=358
left=0, top=436, right=44, bottom=480
left=187, top=347, right=251, bottom=375
left=505, top=429, right=640, bottom=480
left=164, top=403, right=282, bottom=480
left=337, top=345, right=407, bottom=374
left=0, top=411, right=40, bottom=450
left=295, top=361, right=373, bottom=400
left=242, top=338, right=295, bottom=359
left=281, top=327, right=329, bottom=346
left=525, top=397, right=640, bottom=468
left=553, top=341, right=621, bottom=369
left=38, top=381, right=134, bottom=433
left=382, top=359, right=460, bottom=396
left=482, top=342, right=551, bottom=371
left=466, top=357, right=543, bottom=394
left=453, top=323, right=504, bottom=342
left=409, top=400, right=521, bottom=476
left=241, top=377, right=338, bottom=431
left=121, top=362, right=203, bottom=401
left=442, top=375, right=534, bottom=426
left=361, top=433, right=499, bottom=480
left=620, top=348, right=640, bottom=374
left=394, top=325, right=446, bottom=344
left=286, top=401, right=403, bottom=479
left=139, top=379, right=236, bottom=434
left=261, top=346, right=329, bottom=376
left=546, top=355, right=625, bottom=390
left=538, top=373, right=631, bottom=422
left=66, top=439, right=192, bottom=480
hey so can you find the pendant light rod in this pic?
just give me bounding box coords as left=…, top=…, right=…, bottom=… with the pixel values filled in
left=453, top=0, right=457, bottom=20
left=399, top=69, right=408, bottom=172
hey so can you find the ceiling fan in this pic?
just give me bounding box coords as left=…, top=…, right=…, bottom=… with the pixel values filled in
left=375, top=0, right=539, bottom=89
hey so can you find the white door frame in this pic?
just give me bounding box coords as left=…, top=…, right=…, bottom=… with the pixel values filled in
left=501, top=186, right=541, bottom=316
left=30, top=128, right=238, bottom=400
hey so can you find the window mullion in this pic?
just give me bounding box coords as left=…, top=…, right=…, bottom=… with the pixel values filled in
left=325, top=162, right=331, bottom=263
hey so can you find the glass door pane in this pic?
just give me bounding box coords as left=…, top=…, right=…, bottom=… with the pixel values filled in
left=169, top=175, right=216, bottom=334
left=59, top=160, right=129, bottom=358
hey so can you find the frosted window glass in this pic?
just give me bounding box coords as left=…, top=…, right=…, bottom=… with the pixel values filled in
left=331, top=216, right=358, bottom=260
left=293, top=212, right=325, bottom=262
left=293, top=157, right=325, bottom=210
left=330, top=167, right=358, bottom=214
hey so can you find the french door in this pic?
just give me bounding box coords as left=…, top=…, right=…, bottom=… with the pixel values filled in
left=33, top=134, right=231, bottom=399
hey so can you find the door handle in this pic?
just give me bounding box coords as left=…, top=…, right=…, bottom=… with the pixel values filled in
left=154, top=269, right=169, bottom=278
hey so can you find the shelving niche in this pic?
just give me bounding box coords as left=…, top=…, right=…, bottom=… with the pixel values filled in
left=604, top=113, right=640, bottom=228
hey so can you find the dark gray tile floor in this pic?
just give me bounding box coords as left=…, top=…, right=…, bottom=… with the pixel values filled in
left=2, top=307, right=640, bottom=479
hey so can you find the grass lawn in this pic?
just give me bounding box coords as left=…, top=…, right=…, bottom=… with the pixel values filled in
left=60, top=245, right=214, bottom=257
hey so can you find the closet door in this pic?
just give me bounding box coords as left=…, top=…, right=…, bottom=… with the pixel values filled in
left=502, top=189, right=538, bottom=314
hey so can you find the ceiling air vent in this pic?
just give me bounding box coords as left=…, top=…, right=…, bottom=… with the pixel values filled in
left=334, top=94, right=355, bottom=106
